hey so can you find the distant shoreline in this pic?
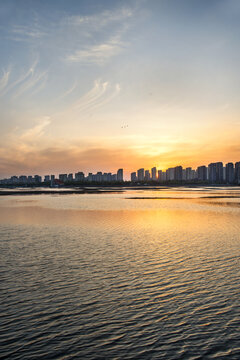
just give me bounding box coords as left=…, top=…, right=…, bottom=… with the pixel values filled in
left=0, top=185, right=239, bottom=196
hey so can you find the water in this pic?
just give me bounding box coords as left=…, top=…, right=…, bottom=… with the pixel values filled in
left=0, top=187, right=240, bottom=359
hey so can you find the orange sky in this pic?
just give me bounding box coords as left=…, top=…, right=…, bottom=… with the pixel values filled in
left=0, top=1, right=240, bottom=178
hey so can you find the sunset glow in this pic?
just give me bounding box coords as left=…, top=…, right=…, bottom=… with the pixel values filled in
left=1, top=0, right=240, bottom=178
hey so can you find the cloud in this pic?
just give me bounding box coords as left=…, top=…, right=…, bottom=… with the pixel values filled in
left=20, top=116, right=51, bottom=141
left=10, top=24, right=46, bottom=42
left=54, top=79, right=121, bottom=119
left=12, top=69, right=48, bottom=99
left=0, top=60, right=48, bottom=99
left=59, top=81, right=77, bottom=99
left=65, top=6, right=133, bottom=64
left=0, top=70, right=10, bottom=92
left=66, top=36, right=125, bottom=64
left=69, top=7, right=133, bottom=30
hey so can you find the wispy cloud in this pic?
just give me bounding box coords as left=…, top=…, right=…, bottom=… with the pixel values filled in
left=66, top=36, right=125, bottom=64
left=56, top=79, right=121, bottom=118
left=0, top=70, right=10, bottom=92
left=69, top=7, right=133, bottom=30
left=13, top=70, right=48, bottom=99
left=59, top=81, right=77, bottom=99
left=20, top=116, right=51, bottom=142
left=10, top=24, right=46, bottom=42
left=72, top=80, right=109, bottom=110
left=0, top=60, right=38, bottom=96
left=65, top=7, right=133, bottom=64
left=0, top=60, right=48, bottom=99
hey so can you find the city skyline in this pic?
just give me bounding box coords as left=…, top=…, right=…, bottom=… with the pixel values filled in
left=1, top=161, right=240, bottom=184
left=1, top=1, right=240, bottom=177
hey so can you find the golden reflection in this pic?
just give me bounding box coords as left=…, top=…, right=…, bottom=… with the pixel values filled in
left=0, top=205, right=239, bottom=235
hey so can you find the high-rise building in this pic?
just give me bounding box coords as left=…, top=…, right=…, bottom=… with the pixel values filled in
left=145, top=170, right=150, bottom=181
left=226, top=163, right=234, bottom=184
left=151, top=167, right=157, bottom=181
left=19, top=175, right=27, bottom=184
left=75, top=172, right=85, bottom=182
left=235, top=162, right=240, bottom=184
left=59, top=174, right=68, bottom=182
left=34, top=175, right=42, bottom=183
left=162, top=172, right=166, bottom=182
left=117, top=169, right=123, bottom=182
left=166, top=168, right=175, bottom=181
left=186, top=167, right=192, bottom=181
left=103, top=173, right=108, bottom=182
left=174, top=166, right=183, bottom=181
left=158, top=170, right=162, bottom=181
left=197, top=166, right=207, bottom=181
left=96, top=172, right=103, bottom=182
left=27, top=176, right=33, bottom=184
left=44, top=175, right=50, bottom=182
left=191, top=170, right=196, bottom=180
left=216, top=162, right=224, bottom=183
left=131, top=172, right=137, bottom=182
left=208, top=163, right=217, bottom=183
left=88, top=173, right=93, bottom=182
left=182, top=169, right=186, bottom=181
left=50, top=175, right=55, bottom=186
left=208, top=162, right=223, bottom=183
left=137, top=168, right=144, bottom=181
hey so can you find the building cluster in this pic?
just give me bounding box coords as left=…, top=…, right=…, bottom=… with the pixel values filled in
left=0, top=174, right=45, bottom=185
left=131, top=161, right=240, bottom=184
left=1, top=162, right=240, bottom=186
left=59, top=169, right=123, bottom=183
left=0, top=169, right=124, bottom=185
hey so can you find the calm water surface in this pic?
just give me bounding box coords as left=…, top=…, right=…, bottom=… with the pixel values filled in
left=0, top=187, right=240, bottom=359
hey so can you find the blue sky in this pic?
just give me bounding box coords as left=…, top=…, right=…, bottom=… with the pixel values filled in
left=0, top=0, right=240, bottom=177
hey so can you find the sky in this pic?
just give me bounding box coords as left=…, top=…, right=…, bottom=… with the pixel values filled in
left=0, top=0, right=240, bottom=178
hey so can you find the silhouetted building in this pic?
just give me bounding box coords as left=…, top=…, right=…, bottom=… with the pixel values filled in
left=27, top=176, right=33, bottom=184
left=191, top=169, right=196, bottom=180
left=216, top=162, right=223, bottom=183
left=88, top=173, right=93, bottom=182
left=137, top=168, right=144, bottom=181
left=208, top=162, right=223, bottom=183
left=96, top=172, right=102, bottom=182
left=117, top=168, right=123, bottom=182
left=208, top=163, right=217, bottom=183
left=44, top=175, right=50, bottom=182
left=166, top=168, right=175, bottom=181
left=145, top=170, right=150, bottom=181
left=103, top=173, right=108, bottom=182
left=226, top=163, right=234, bottom=184
left=186, top=167, right=192, bottom=181
left=75, top=172, right=85, bottom=182
left=151, top=167, right=157, bottom=181
left=197, top=166, right=207, bottom=181
left=131, top=172, right=137, bottom=182
left=162, top=172, right=166, bottom=182
left=59, top=174, right=67, bottom=182
left=34, top=175, right=42, bottom=183
left=235, top=162, right=240, bottom=184
left=182, top=169, right=186, bottom=181
left=174, top=166, right=183, bottom=181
